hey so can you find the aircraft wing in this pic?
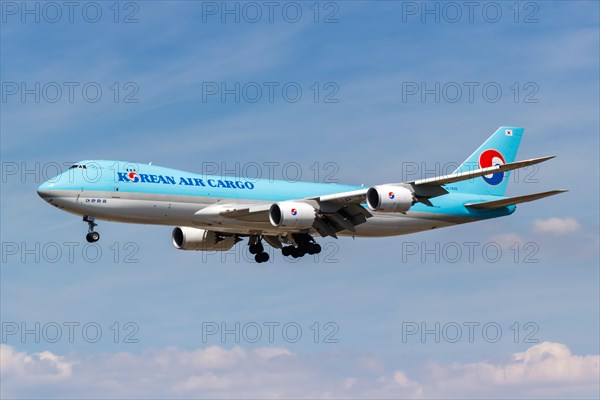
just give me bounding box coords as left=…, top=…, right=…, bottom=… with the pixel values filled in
left=198, top=155, right=560, bottom=237
left=310, top=156, right=556, bottom=202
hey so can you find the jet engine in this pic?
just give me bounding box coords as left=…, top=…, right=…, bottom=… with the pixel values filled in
left=172, top=227, right=237, bottom=251
left=366, top=185, right=416, bottom=212
left=269, top=201, right=317, bottom=229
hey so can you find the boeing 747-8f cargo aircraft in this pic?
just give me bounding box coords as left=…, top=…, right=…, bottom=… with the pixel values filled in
left=37, top=127, right=566, bottom=262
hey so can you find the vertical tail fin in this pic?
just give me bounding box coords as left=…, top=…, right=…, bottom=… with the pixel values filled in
left=452, top=126, right=524, bottom=196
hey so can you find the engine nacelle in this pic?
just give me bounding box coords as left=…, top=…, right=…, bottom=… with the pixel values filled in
left=269, top=201, right=317, bottom=229
left=172, top=227, right=236, bottom=251
left=366, top=185, right=415, bottom=212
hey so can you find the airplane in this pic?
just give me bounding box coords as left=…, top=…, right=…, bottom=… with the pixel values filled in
left=37, top=126, right=566, bottom=263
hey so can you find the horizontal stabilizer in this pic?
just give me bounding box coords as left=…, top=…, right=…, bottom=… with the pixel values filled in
left=465, top=190, right=568, bottom=210
left=411, top=156, right=555, bottom=187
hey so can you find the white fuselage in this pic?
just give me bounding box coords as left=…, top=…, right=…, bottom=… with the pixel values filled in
left=40, top=189, right=465, bottom=238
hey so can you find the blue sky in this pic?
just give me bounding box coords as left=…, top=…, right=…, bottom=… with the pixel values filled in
left=1, top=1, right=599, bottom=398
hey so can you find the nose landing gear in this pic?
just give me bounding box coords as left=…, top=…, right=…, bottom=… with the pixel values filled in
left=83, top=216, right=100, bottom=243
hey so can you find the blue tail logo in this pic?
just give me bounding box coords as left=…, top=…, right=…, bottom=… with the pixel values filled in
left=479, top=149, right=505, bottom=186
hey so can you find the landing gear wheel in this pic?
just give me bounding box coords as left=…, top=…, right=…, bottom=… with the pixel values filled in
left=83, top=216, right=99, bottom=242
left=290, top=233, right=320, bottom=258
left=255, top=252, right=270, bottom=263
left=249, top=243, right=263, bottom=255
left=296, top=247, right=306, bottom=257
left=281, top=246, right=294, bottom=257
left=290, top=247, right=306, bottom=258
left=86, top=231, right=100, bottom=243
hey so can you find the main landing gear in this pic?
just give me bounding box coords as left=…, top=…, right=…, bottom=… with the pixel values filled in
left=281, top=233, right=321, bottom=259
left=248, top=233, right=322, bottom=263
left=248, top=236, right=269, bottom=263
left=84, top=216, right=100, bottom=243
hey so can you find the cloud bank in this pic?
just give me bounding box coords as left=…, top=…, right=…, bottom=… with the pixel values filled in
left=2, top=342, right=598, bottom=399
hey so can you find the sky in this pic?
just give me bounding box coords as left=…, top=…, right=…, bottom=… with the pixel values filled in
left=1, top=0, right=599, bottom=398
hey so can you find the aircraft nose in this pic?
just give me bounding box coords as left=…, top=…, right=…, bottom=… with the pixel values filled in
left=37, top=181, right=52, bottom=199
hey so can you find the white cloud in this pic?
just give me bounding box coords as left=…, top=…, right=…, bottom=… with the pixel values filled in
left=533, top=217, right=581, bottom=235
left=393, top=371, right=423, bottom=393
left=2, top=342, right=598, bottom=399
left=489, top=233, right=526, bottom=249
left=425, top=342, right=600, bottom=398
left=253, top=346, right=294, bottom=360
left=0, top=344, right=73, bottom=384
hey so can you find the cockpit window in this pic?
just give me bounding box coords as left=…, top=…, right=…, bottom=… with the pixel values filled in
left=69, top=165, right=87, bottom=169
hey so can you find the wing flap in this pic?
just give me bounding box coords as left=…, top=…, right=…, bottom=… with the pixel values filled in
left=465, top=190, right=567, bottom=210
left=192, top=203, right=271, bottom=223
left=218, top=203, right=271, bottom=217
left=317, top=188, right=367, bottom=204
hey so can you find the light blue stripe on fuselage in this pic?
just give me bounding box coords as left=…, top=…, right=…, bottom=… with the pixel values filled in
left=42, top=160, right=515, bottom=221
